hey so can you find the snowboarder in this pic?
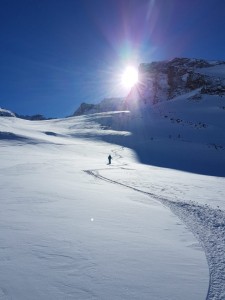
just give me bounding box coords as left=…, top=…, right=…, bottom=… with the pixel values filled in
left=108, top=155, right=112, bottom=165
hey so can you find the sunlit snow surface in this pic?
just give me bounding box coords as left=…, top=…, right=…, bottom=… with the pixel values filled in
left=0, top=111, right=224, bottom=299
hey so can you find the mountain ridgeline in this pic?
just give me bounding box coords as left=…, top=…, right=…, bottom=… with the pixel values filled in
left=72, top=57, right=225, bottom=176
left=73, top=97, right=125, bottom=116
left=1, top=57, right=225, bottom=176
left=74, top=57, right=225, bottom=115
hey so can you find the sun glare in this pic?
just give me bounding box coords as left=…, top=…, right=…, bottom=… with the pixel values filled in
left=121, top=66, right=138, bottom=89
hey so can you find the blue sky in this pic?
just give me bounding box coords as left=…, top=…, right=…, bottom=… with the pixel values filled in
left=0, top=0, right=225, bottom=117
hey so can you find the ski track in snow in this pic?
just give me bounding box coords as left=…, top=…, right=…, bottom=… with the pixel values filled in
left=84, top=147, right=225, bottom=300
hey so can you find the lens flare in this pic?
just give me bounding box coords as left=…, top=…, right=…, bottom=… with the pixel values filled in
left=121, top=66, right=138, bottom=89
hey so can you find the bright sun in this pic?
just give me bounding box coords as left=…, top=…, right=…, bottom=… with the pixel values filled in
left=121, top=66, right=138, bottom=89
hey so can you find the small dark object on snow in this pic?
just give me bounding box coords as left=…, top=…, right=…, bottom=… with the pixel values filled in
left=108, top=155, right=112, bottom=165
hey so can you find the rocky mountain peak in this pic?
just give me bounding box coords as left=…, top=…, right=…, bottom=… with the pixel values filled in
left=72, top=58, right=225, bottom=116
left=125, top=57, right=225, bottom=109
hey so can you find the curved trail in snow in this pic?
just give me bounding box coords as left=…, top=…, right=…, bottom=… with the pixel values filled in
left=84, top=147, right=225, bottom=300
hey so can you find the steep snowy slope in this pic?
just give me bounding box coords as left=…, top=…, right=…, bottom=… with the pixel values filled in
left=81, top=92, right=225, bottom=177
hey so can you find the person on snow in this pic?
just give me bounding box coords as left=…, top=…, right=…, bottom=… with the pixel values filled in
left=108, top=155, right=112, bottom=165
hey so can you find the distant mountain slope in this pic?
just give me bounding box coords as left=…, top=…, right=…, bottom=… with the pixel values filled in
left=73, top=97, right=124, bottom=116
left=72, top=57, right=225, bottom=118
left=69, top=58, right=225, bottom=176
left=80, top=91, right=225, bottom=176
left=0, top=107, right=15, bottom=117
left=0, top=107, right=49, bottom=120
left=16, top=114, right=47, bottom=120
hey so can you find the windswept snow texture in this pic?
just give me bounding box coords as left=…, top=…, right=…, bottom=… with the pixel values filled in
left=0, top=114, right=216, bottom=299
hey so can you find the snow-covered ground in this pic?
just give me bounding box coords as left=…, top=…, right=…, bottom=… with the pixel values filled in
left=0, top=111, right=224, bottom=299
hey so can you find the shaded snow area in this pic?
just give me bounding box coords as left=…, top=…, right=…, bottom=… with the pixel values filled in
left=0, top=107, right=15, bottom=117
left=97, top=93, right=225, bottom=177
left=0, top=111, right=224, bottom=299
left=196, top=64, right=225, bottom=80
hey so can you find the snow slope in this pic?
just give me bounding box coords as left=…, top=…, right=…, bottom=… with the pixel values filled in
left=71, top=58, right=225, bottom=177
left=83, top=92, right=225, bottom=177
left=73, top=98, right=124, bottom=116
left=0, top=115, right=212, bottom=299
left=0, top=112, right=224, bottom=299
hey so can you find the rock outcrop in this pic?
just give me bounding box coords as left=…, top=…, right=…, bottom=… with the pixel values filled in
left=125, top=58, right=225, bottom=110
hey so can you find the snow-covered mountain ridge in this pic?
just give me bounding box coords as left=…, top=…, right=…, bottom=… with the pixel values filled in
left=72, top=58, right=225, bottom=116
left=125, top=57, right=225, bottom=109
left=0, top=107, right=15, bottom=117
left=73, top=97, right=124, bottom=116
left=0, top=108, right=48, bottom=120
left=1, top=58, right=224, bottom=176
left=72, top=58, right=224, bottom=176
